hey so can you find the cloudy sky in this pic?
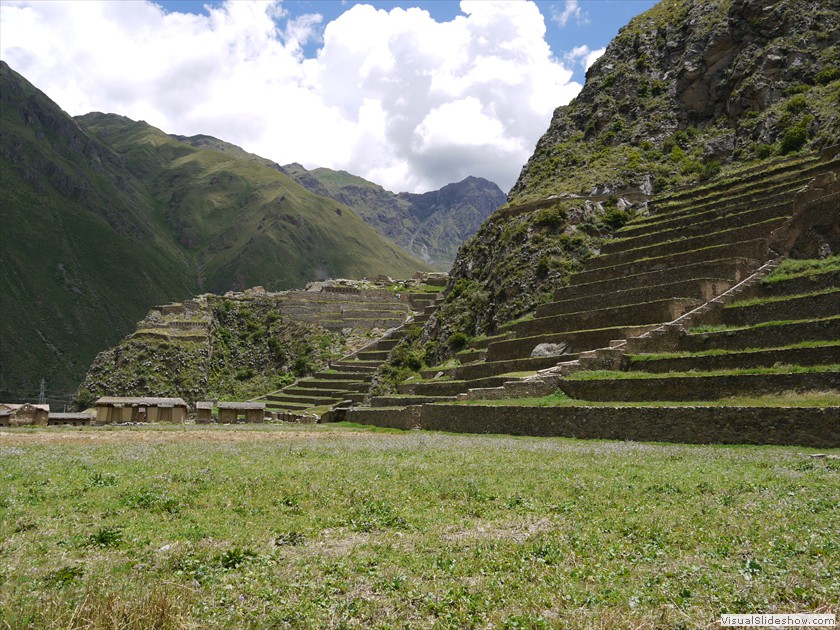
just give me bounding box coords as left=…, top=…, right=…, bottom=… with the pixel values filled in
left=0, top=0, right=656, bottom=194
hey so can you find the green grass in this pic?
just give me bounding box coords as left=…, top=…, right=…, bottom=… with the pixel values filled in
left=629, top=340, right=840, bottom=362
left=460, top=390, right=840, bottom=408
left=689, top=315, right=840, bottom=335
left=567, top=365, right=840, bottom=380
left=726, top=288, right=838, bottom=309
left=763, top=256, right=840, bottom=283
left=1, top=424, right=837, bottom=628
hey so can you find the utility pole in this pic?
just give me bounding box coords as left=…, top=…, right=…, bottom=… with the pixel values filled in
left=38, top=378, right=46, bottom=405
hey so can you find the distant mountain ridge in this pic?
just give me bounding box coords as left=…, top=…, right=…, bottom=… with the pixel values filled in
left=0, top=60, right=428, bottom=401
left=279, top=164, right=506, bottom=269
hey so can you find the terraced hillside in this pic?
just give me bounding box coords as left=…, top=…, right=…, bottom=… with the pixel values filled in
left=343, top=149, right=840, bottom=447
left=76, top=282, right=442, bottom=407
left=254, top=291, right=443, bottom=418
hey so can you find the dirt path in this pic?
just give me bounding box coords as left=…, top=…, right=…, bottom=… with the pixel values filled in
left=0, top=426, right=372, bottom=446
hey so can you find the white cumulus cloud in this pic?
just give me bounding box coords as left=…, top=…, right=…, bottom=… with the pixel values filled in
left=551, top=0, right=589, bottom=28
left=0, top=0, right=583, bottom=193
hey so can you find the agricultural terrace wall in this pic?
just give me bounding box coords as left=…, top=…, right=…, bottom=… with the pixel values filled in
left=343, top=404, right=839, bottom=448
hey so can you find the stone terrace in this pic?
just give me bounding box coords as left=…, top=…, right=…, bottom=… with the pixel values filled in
left=343, top=149, right=840, bottom=447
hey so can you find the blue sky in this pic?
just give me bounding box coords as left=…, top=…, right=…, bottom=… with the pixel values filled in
left=1, top=0, right=658, bottom=193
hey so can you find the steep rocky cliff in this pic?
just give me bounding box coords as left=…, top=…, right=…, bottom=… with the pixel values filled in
left=511, top=0, right=839, bottom=203
left=280, top=165, right=505, bottom=269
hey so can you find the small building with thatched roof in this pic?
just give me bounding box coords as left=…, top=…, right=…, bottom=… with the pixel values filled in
left=94, top=397, right=187, bottom=424
left=195, top=401, right=215, bottom=424
left=217, top=401, right=266, bottom=424
left=0, top=403, right=50, bottom=427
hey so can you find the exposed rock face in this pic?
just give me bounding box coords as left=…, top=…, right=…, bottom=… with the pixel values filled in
left=510, top=0, right=840, bottom=203
left=280, top=165, right=505, bottom=269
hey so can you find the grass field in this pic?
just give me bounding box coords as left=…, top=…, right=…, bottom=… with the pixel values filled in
left=1, top=424, right=837, bottom=629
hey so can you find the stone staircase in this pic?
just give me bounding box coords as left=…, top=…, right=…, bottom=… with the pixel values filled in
left=253, top=292, right=444, bottom=419
left=343, top=149, right=840, bottom=447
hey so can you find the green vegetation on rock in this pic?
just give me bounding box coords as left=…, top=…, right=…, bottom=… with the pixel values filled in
left=509, top=0, right=840, bottom=203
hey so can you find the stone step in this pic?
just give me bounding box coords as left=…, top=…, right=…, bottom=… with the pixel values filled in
left=399, top=374, right=521, bottom=396
left=759, top=270, right=840, bottom=298
left=354, top=349, right=392, bottom=361
left=603, top=202, right=794, bottom=254
left=455, top=348, right=486, bottom=363
left=486, top=325, right=658, bottom=362
left=263, top=400, right=315, bottom=411
left=465, top=333, right=514, bottom=350
left=645, top=155, right=837, bottom=217
left=453, top=354, right=577, bottom=381
left=267, top=393, right=342, bottom=406
left=284, top=386, right=352, bottom=398
left=420, top=354, right=573, bottom=381
left=631, top=317, right=840, bottom=354
left=628, top=343, right=840, bottom=373
left=538, top=278, right=732, bottom=318
left=342, top=403, right=839, bottom=448
left=330, top=361, right=380, bottom=372
left=374, top=338, right=401, bottom=351
left=313, top=371, right=374, bottom=382
left=722, top=291, right=840, bottom=327
left=558, top=371, right=840, bottom=402
left=507, top=298, right=702, bottom=339
left=635, top=176, right=804, bottom=226
left=587, top=217, right=788, bottom=271
left=570, top=239, right=769, bottom=287
left=638, top=160, right=831, bottom=220
left=559, top=257, right=755, bottom=299
left=298, top=379, right=370, bottom=392
left=369, top=395, right=458, bottom=407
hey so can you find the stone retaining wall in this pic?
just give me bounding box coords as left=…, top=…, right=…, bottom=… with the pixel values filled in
left=343, top=404, right=839, bottom=448
left=629, top=344, right=840, bottom=373
left=588, top=218, right=787, bottom=271
left=538, top=279, right=732, bottom=317
left=511, top=298, right=700, bottom=338
left=571, top=239, right=769, bottom=286
left=558, top=372, right=840, bottom=402
left=563, top=258, right=755, bottom=296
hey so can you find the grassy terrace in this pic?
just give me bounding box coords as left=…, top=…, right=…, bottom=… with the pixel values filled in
left=565, top=365, right=839, bottom=380
left=762, top=256, right=840, bottom=283
left=628, top=340, right=840, bottom=362
left=1, top=424, right=837, bottom=628
left=458, top=390, right=840, bottom=408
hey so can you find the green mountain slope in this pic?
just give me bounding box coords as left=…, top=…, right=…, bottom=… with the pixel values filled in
left=0, top=61, right=428, bottom=402
left=0, top=62, right=196, bottom=405
left=77, top=114, right=428, bottom=291
left=280, top=164, right=505, bottom=269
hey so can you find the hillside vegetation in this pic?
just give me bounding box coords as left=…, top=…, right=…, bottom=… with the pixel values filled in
left=0, top=61, right=427, bottom=401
